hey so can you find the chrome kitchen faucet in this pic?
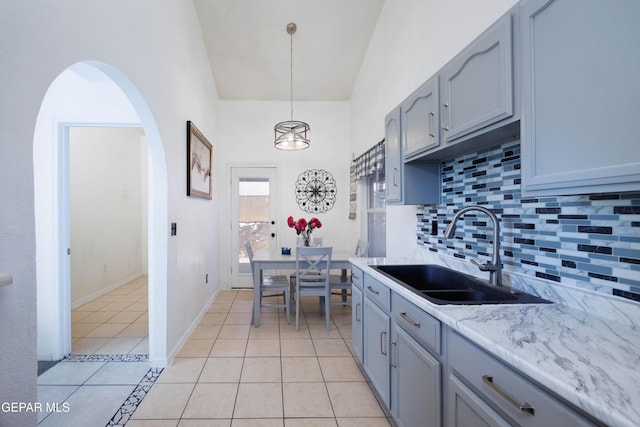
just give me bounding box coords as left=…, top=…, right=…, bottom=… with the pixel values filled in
left=444, top=205, right=503, bottom=287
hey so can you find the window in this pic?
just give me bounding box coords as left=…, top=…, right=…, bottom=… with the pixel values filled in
left=366, top=170, right=386, bottom=257
left=354, top=139, right=386, bottom=257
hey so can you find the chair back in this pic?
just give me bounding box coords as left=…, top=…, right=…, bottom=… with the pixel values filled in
left=245, top=242, right=255, bottom=274
left=295, top=246, right=332, bottom=287
left=355, top=239, right=370, bottom=257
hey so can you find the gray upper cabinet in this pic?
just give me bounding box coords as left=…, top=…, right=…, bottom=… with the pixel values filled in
left=441, top=12, right=515, bottom=144
left=385, top=106, right=402, bottom=203
left=520, top=0, right=640, bottom=196
left=386, top=104, right=440, bottom=205
left=402, top=75, right=440, bottom=160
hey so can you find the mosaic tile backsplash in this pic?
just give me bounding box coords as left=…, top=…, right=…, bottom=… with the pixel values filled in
left=418, top=140, right=640, bottom=301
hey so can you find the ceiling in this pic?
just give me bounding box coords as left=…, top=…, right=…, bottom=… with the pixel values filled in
left=193, top=0, right=386, bottom=101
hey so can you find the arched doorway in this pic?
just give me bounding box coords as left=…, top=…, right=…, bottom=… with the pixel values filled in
left=34, top=61, right=168, bottom=367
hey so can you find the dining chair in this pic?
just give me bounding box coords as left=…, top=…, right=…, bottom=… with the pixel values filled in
left=290, top=246, right=332, bottom=331
left=246, top=242, right=290, bottom=324
left=329, top=239, right=370, bottom=306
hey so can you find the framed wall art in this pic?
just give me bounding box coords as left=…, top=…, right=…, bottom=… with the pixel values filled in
left=187, top=121, right=212, bottom=199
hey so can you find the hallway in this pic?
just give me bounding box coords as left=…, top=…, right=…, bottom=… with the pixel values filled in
left=70, top=276, right=149, bottom=355
left=38, top=286, right=392, bottom=426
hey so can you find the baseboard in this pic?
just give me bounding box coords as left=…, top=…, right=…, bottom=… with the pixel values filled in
left=165, top=287, right=221, bottom=366
left=70, top=272, right=144, bottom=309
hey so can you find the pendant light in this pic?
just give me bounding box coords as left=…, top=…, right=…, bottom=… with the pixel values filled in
left=274, top=22, right=310, bottom=150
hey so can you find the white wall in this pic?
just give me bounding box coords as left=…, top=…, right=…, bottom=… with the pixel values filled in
left=69, top=127, right=146, bottom=305
left=217, top=100, right=357, bottom=285
left=0, top=2, right=219, bottom=424
left=349, top=0, right=519, bottom=257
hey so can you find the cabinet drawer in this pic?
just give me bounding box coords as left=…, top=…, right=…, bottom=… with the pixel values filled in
left=351, top=266, right=363, bottom=290
left=448, top=331, right=598, bottom=426
left=363, top=274, right=390, bottom=311
left=392, top=292, right=440, bottom=355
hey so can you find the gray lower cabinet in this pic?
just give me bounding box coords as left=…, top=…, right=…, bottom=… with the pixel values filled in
left=520, top=0, right=640, bottom=196
left=448, top=373, right=512, bottom=427
left=351, top=284, right=363, bottom=363
left=362, top=274, right=392, bottom=407
left=391, top=324, right=441, bottom=427
left=363, top=295, right=391, bottom=407
left=446, top=330, right=599, bottom=427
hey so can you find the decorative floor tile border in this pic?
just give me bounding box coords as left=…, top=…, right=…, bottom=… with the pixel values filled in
left=60, top=354, right=160, bottom=426
left=106, top=367, right=164, bottom=427
left=64, top=353, right=149, bottom=362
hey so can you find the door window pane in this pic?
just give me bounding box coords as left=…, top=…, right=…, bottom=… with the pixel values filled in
left=238, top=178, right=270, bottom=274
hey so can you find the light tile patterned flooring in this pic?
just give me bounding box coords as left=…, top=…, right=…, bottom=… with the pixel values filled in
left=39, top=280, right=392, bottom=426
left=129, top=289, right=392, bottom=426
left=71, top=276, right=149, bottom=355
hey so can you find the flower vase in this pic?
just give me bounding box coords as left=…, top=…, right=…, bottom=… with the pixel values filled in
left=298, top=233, right=312, bottom=247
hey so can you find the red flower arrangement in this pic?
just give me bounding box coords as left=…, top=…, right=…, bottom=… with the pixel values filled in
left=287, top=216, right=322, bottom=246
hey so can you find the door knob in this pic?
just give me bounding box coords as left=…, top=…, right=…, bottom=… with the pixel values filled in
left=271, top=220, right=275, bottom=225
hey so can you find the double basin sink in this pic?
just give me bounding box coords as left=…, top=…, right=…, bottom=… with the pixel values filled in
left=372, top=264, right=551, bottom=305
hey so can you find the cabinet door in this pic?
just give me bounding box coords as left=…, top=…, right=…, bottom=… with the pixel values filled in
left=363, top=297, right=391, bottom=407
left=447, top=374, right=512, bottom=427
left=351, top=285, right=364, bottom=363
left=385, top=106, right=402, bottom=203
left=520, top=0, right=640, bottom=196
left=441, top=13, right=514, bottom=143
left=402, top=75, right=439, bottom=159
left=391, top=325, right=441, bottom=427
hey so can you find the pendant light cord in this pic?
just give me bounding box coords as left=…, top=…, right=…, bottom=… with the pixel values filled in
left=290, top=26, right=294, bottom=122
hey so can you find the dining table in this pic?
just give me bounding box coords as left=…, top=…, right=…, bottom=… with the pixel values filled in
left=251, top=248, right=356, bottom=327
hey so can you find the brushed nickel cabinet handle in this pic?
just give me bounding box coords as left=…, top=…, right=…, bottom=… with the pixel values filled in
left=482, top=375, right=535, bottom=416
left=441, top=103, right=449, bottom=131
left=390, top=340, right=397, bottom=368
left=428, top=112, right=435, bottom=138
left=355, top=303, right=361, bottom=322
left=367, top=286, right=380, bottom=295
left=380, top=330, right=387, bottom=356
left=400, top=311, right=421, bottom=327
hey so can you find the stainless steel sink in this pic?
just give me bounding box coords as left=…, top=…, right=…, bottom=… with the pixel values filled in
left=372, top=264, right=551, bottom=305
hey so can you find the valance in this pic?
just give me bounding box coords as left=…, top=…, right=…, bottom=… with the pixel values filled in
left=353, top=139, right=385, bottom=180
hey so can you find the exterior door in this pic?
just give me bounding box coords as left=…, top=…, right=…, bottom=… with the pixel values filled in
left=230, top=167, right=278, bottom=288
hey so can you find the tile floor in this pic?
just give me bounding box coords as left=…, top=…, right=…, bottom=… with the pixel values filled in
left=38, top=282, right=393, bottom=426
left=70, top=276, right=149, bottom=355
left=129, top=289, right=392, bottom=426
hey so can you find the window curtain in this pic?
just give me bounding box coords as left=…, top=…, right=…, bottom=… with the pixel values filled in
left=354, top=139, right=385, bottom=180
left=349, top=139, right=385, bottom=219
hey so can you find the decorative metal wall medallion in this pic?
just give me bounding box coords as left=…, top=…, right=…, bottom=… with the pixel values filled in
left=295, top=169, right=337, bottom=213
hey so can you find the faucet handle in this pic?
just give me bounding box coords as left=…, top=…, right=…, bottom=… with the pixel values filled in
left=470, top=259, right=493, bottom=271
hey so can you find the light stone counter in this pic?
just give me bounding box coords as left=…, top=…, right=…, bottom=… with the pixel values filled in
left=351, top=253, right=640, bottom=427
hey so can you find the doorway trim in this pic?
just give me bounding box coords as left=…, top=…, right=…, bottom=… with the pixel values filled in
left=34, top=61, right=169, bottom=367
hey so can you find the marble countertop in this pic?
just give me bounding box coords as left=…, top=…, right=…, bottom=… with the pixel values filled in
left=351, top=255, right=640, bottom=427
